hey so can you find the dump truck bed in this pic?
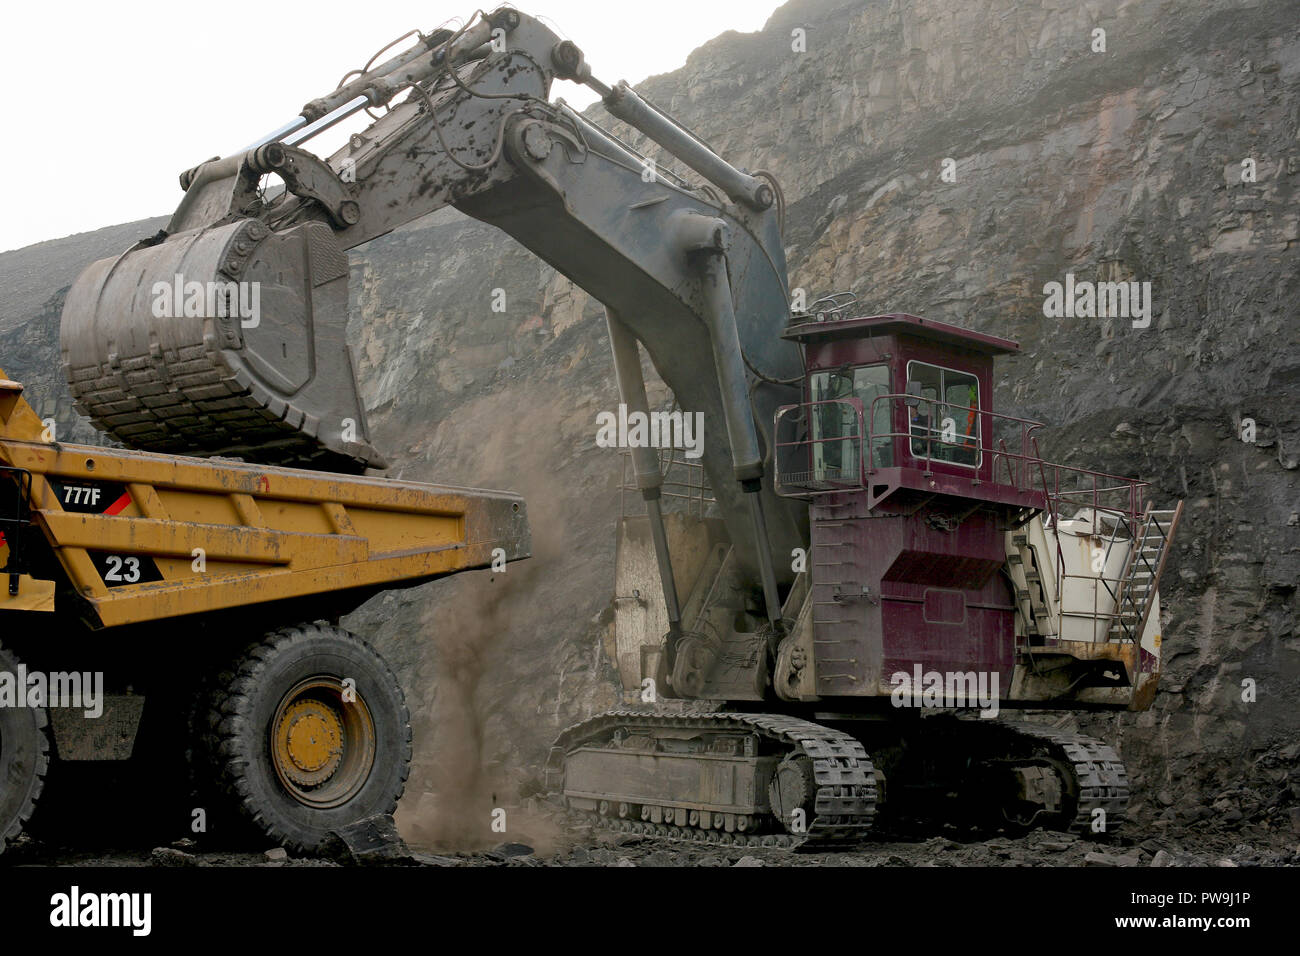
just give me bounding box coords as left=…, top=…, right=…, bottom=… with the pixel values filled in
left=0, top=374, right=529, bottom=628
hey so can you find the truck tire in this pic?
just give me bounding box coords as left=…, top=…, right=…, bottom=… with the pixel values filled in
left=205, top=623, right=411, bottom=854
left=188, top=655, right=257, bottom=847
left=0, top=642, right=50, bottom=855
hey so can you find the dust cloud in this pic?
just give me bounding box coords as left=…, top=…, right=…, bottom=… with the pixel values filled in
left=398, top=470, right=575, bottom=854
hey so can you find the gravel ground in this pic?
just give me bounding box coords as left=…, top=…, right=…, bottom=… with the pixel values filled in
left=6, top=813, right=1296, bottom=868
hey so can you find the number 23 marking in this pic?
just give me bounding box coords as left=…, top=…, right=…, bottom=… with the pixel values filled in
left=105, top=555, right=141, bottom=583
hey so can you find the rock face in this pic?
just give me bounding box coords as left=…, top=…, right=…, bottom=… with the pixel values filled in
left=1, top=0, right=1296, bottom=849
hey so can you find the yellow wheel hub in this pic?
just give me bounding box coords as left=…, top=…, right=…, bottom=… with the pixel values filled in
left=269, top=678, right=377, bottom=809
left=276, top=700, right=344, bottom=785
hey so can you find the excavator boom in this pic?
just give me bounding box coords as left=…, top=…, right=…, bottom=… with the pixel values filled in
left=60, top=6, right=803, bottom=608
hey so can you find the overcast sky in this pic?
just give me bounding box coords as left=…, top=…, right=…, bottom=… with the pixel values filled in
left=0, top=0, right=779, bottom=253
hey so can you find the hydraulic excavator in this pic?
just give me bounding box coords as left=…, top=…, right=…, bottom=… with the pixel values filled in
left=14, top=7, right=1181, bottom=851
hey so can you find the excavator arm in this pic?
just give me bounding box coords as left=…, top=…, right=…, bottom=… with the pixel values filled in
left=59, top=7, right=806, bottom=650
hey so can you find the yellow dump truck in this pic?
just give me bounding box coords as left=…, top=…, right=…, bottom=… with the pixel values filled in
left=0, top=372, right=528, bottom=853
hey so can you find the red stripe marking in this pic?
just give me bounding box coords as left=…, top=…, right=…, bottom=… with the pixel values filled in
left=104, top=491, right=132, bottom=516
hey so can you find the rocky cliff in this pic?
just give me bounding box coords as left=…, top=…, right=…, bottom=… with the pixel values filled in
left=1, top=0, right=1296, bottom=851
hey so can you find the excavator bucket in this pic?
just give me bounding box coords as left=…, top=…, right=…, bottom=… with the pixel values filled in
left=59, top=217, right=384, bottom=473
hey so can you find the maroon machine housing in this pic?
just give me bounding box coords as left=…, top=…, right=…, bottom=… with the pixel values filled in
left=774, top=312, right=1160, bottom=705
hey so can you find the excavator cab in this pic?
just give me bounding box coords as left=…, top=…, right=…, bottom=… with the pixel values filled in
left=776, top=311, right=1011, bottom=500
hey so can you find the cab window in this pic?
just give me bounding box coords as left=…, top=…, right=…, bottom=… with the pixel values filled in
left=905, top=361, right=980, bottom=467
left=809, top=365, right=893, bottom=471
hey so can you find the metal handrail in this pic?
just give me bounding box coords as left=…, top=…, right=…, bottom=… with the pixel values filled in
left=772, top=398, right=867, bottom=497
left=771, top=393, right=1167, bottom=641
left=775, top=393, right=1150, bottom=525
left=865, top=393, right=1037, bottom=479
left=828, top=395, right=1149, bottom=612
left=863, top=394, right=1146, bottom=512
left=619, top=447, right=716, bottom=518
left=770, top=391, right=1173, bottom=648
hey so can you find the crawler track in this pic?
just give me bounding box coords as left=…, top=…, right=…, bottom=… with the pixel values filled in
left=552, top=711, right=1131, bottom=848
left=997, top=721, right=1130, bottom=834
left=550, top=711, right=877, bottom=849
